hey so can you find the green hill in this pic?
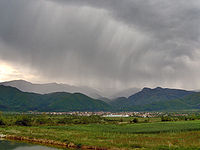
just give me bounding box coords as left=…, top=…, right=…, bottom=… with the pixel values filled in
left=44, top=92, right=111, bottom=111
left=0, top=85, right=43, bottom=111
left=127, top=92, right=200, bottom=111
left=0, top=85, right=111, bottom=112
left=111, top=87, right=197, bottom=111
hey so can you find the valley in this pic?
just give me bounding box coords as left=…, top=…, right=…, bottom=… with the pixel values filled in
left=0, top=80, right=200, bottom=149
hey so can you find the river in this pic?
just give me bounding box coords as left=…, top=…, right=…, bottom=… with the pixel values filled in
left=0, top=140, right=63, bottom=150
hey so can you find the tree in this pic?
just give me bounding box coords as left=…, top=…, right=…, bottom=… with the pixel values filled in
left=15, top=115, right=32, bottom=126
left=132, top=118, right=139, bottom=123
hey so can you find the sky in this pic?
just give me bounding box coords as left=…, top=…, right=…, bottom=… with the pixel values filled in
left=0, top=0, right=200, bottom=92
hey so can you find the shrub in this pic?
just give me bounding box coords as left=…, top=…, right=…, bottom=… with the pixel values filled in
left=0, top=117, right=6, bottom=125
left=161, top=116, right=172, bottom=122
left=132, top=118, right=139, bottom=123
left=15, top=115, right=32, bottom=126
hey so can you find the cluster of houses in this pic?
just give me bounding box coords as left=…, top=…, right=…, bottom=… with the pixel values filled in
left=28, top=111, right=165, bottom=118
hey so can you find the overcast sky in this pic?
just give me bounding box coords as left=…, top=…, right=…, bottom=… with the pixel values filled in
left=0, top=0, right=200, bottom=92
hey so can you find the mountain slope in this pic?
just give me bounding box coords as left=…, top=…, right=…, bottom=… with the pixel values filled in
left=122, top=99, right=194, bottom=111
left=0, top=85, right=44, bottom=111
left=0, top=80, right=103, bottom=99
left=111, top=87, right=196, bottom=110
left=125, top=92, right=200, bottom=111
left=128, top=87, right=195, bottom=105
left=45, top=92, right=111, bottom=111
left=179, top=92, right=200, bottom=107
left=0, top=85, right=111, bottom=112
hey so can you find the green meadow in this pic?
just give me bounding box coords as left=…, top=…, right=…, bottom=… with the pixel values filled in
left=0, top=114, right=200, bottom=149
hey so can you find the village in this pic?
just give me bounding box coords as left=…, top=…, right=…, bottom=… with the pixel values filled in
left=27, top=111, right=190, bottom=118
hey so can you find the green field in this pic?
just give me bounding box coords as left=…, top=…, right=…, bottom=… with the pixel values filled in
left=104, top=117, right=161, bottom=123
left=1, top=118, right=200, bottom=149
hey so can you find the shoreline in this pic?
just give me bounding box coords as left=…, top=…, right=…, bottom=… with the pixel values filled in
left=2, top=134, right=110, bottom=150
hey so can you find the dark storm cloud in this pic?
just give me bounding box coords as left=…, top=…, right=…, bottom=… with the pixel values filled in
left=0, top=0, right=200, bottom=90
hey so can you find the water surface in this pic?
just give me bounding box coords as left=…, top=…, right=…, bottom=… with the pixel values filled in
left=0, top=140, right=62, bottom=150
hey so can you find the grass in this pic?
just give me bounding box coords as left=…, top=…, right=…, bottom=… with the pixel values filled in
left=104, top=117, right=161, bottom=123
left=44, top=120, right=200, bottom=134
left=1, top=120, right=200, bottom=149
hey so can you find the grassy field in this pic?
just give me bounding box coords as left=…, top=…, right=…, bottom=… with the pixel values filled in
left=104, top=117, right=161, bottom=123
left=0, top=120, right=200, bottom=149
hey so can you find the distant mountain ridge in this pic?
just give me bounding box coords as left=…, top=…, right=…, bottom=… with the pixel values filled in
left=0, top=80, right=103, bottom=99
left=0, top=80, right=140, bottom=100
left=0, top=85, right=111, bottom=112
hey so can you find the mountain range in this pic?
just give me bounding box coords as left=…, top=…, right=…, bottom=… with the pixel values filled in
left=0, top=80, right=200, bottom=112
left=0, top=80, right=140, bottom=99
left=0, top=80, right=102, bottom=99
